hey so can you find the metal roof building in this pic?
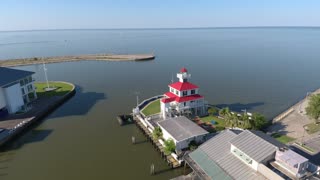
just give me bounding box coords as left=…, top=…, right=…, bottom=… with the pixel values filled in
left=0, top=67, right=34, bottom=87
left=185, top=130, right=288, bottom=180
left=0, top=67, right=36, bottom=114
left=230, top=130, right=281, bottom=163
left=158, top=116, right=208, bottom=142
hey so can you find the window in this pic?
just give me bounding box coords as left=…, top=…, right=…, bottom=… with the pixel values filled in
left=183, top=91, right=187, bottom=96
left=184, top=102, right=186, bottom=106
left=175, top=90, right=178, bottom=95
left=28, top=76, right=32, bottom=83
left=294, top=164, right=298, bottom=168
left=21, top=88, right=25, bottom=95
left=24, top=78, right=28, bottom=85
left=27, top=85, right=33, bottom=92
left=170, top=88, right=174, bottom=93
left=20, top=80, right=24, bottom=86
left=191, top=90, right=195, bottom=95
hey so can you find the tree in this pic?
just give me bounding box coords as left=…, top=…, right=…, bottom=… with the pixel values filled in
left=164, top=139, right=176, bottom=155
left=230, top=113, right=239, bottom=128
left=152, top=127, right=163, bottom=140
left=240, top=113, right=250, bottom=129
left=306, top=94, right=320, bottom=124
left=250, top=113, right=267, bottom=130
left=219, top=107, right=230, bottom=117
left=208, top=107, right=218, bottom=116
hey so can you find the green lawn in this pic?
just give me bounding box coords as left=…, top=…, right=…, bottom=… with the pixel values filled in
left=200, top=115, right=226, bottom=131
left=141, top=99, right=160, bottom=116
left=305, top=123, right=320, bottom=134
left=271, top=133, right=295, bottom=144
left=35, top=82, right=74, bottom=97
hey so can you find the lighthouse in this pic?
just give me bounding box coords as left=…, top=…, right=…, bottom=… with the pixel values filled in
left=160, top=68, right=207, bottom=119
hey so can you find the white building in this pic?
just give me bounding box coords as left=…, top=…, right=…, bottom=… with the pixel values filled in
left=161, top=68, right=207, bottom=119
left=185, top=130, right=317, bottom=180
left=0, top=67, right=37, bottom=115
left=157, top=116, right=209, bottom=151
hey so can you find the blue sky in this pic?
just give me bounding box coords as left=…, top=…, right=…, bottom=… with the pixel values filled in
left=0, top=0, right=319, bottom=31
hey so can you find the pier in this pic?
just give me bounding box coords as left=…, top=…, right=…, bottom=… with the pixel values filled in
left=0, top=53, right=155, bottom=67
left=133, top=116, right=181, bottom=169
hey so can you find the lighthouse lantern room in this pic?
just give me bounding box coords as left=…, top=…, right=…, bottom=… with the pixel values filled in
left=161, top=68, right=207, bottom=119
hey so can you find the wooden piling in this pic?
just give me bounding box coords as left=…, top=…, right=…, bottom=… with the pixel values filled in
left=150, top=163, right=155, bottom=175
left=132, top=136, right=136, bottom=144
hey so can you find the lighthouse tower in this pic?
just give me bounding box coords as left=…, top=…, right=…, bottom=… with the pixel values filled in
left=177, top=67, right=191, bottom=82
left=160, top=68, right=207, bottom=119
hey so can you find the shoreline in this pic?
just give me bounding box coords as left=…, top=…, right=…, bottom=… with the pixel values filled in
left=0, top=81, right=76, bottom=147
left=0, top=53, right=155, bottom=67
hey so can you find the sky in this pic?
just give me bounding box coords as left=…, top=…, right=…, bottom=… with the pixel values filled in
left=0, top=0, right=319, bottom=31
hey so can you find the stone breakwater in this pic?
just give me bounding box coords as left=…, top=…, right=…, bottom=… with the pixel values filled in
left=0, top=54, right=155, bottom=67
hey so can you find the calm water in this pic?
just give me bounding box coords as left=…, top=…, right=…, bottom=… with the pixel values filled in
left=0, top=28, right=320, bottom=179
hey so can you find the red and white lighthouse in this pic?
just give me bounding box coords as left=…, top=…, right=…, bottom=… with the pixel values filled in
left=161, top=68, right=207, bottom=119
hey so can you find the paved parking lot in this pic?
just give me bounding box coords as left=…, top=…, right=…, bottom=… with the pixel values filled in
left=304, top=136, right=320, bottom=153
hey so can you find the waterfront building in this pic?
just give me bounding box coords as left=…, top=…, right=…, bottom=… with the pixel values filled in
left=157, top=116, right=208, bottom=151
left=161, top=68, right=207, bottom=119
left=184, top=129, right=317, bottom=180
left=0, top=67, right=37, bottom=115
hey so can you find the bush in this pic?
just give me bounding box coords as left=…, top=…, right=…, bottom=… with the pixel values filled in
left=164, top=139, right=176, bottom=155
left=152, top=127, right=163, bottom=140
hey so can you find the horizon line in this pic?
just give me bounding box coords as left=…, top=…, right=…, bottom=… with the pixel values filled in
left=1, top=25, right=320, bottom=33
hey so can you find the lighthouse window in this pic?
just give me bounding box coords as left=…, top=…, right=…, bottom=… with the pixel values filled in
left=184, top=102, right=186, bottom=106
left=183, top=91, right=187, bottom=96
left=191, top=90, right=195, bottom=95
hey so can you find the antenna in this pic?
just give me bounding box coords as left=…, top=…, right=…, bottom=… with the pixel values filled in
left=171, top=73, right=174, bottom=83
left=42, top=58, right=50, bottom=89
left=134, top=91, right=140, bottom=106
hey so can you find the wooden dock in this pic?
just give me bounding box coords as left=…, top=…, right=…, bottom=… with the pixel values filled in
left=133, top=117, right=181, bottom=169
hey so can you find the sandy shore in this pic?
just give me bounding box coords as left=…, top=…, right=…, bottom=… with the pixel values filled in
left=0, top=53, right=155, bottom=67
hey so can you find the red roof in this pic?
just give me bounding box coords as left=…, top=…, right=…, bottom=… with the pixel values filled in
left=180, top=67, right=188, bottom=73
left=161, top=97, right=175, bottom=103
left=164, top=92, right=177, bottom=98
left=169, top=82, right=198, bottom=91
left=162, top=92, right=204, bottom=103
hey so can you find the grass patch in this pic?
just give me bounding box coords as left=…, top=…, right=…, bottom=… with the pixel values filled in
left=271, top=133, right=295, bottom=144
left=304, top=123, right=320, bottom=134
left=35, top=82, right=73, bottom=97
left=200, top=115, right=226, bottom=131
left=141, top=99, right=160, bottom=116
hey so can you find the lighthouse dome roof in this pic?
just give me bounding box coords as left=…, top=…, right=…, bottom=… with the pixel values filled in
left=180, top=67, right=188, bottom=73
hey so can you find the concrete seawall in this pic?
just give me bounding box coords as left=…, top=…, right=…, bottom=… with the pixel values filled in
left=272, top=87, right=320, bottom=123
left=0, top=54, right=155, bottom=67
left=0, top=81, right=76, bottom=147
